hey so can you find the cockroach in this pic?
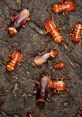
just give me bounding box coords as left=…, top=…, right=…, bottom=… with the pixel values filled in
left=43, top=18, right=71, bottom=52
left=7, top=50, right=22, bottom=72
left=8, top=9, right=30, bottom=36
left=53, top=61, right=65, bottom=69
left=36, top=75, right=50, bottom=107
left=34, top=50, right=58, bottom=65
left=26, top=112, right=35, bottom=117
left=44, top=19, right=63, bottom=43
left=48, top=78, right=66, bottom=92
left=72, top=23, right=82, bottom=43
left=52, top=1, right=77, bottom=14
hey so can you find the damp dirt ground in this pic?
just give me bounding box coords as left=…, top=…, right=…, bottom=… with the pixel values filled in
left=0, top=0, right=82, bottom=117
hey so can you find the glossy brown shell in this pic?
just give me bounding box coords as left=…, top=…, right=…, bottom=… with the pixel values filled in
left=44, top=19, right=63, bottom=43
left=52, top=1, right=77, bottom=13
left=8, top=9, right=30, bottom=35
left=72, top=23, right=82, bottom=43
left=7, top=50, right=21, bottom=72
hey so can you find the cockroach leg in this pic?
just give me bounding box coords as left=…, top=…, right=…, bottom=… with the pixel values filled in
left=10, top=16, right=14, bottom=21
left=8, top=51, right=14, bottom=58
left=46, top=97, right=50, bottom=103
left=59, top=76, right=72, bottom=80
left=54, top=90, right=57, bottom=93
left=17, top=62, right=22, bottom=66
left=61, top=42, right=71, bottom=52
left=57, top=77, right=64, bottom=81
left=58, top=24, right=64, bottom=30
left=63, top=11, right=71, bottom=16
left=20, top=52, right=28, bottom=63
left=57, top=90, right=62, bottom=94
left=23, top=25, right=26, bottom=28
left=37, top=51, right=42, bottom=55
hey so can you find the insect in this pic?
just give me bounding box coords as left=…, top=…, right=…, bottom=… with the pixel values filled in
left=72, top=23, right=82, bottom=43
left=52, top=1, right=77, bottom=14
left=44, top=19, right=63, bottom=43
left=7, top=50, right=22, bottom=72
left=34, top=50, right=58, bottom=65
left=48, top=78, right=66, bottom=93
left=8, top=9, right=30, bottom=36
left=36, top=75, right=50, bottom=107
left=53, top=61, right=65, bottom=69
left=26, top=112, right=35, bottom=117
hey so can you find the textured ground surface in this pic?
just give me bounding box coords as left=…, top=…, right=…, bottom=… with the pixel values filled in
left=0, top=0, right=82, bottom=117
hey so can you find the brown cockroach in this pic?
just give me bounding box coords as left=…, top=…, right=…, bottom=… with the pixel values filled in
left=7, top=50, right=22, bottom=72
left=48, top=78, right=66, bottom=93
left=72, top=22, right=82, bottom=43
left=36, top=75, right=51, bottom=107
left=52, top=1, right=77, bottom=14
left=43, top=18, right=72, bottom=52
left=8, top=9, right=30, bottom=36
left=48, top=76, right=72, bottom=93
left=34, top=50, right=58, bottom=65
left=53, top=61, right=65, bottom=69
left=44, top=19, right=63, bottom=43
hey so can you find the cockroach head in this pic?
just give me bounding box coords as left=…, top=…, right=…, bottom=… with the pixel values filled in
left=8, top=27, right=17, bottom=36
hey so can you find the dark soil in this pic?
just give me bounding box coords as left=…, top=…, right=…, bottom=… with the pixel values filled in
left=0, top=0, right=82, bottom=117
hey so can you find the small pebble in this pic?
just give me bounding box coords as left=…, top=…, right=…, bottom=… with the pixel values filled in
left=64, top=102, right=68, bottom=107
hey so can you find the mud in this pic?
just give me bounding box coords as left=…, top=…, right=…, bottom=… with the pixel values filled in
left=0, top=0, right=82, bottom=117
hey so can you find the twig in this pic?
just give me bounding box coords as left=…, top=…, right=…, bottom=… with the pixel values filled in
left=29, top=21, right=47, bottom=35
